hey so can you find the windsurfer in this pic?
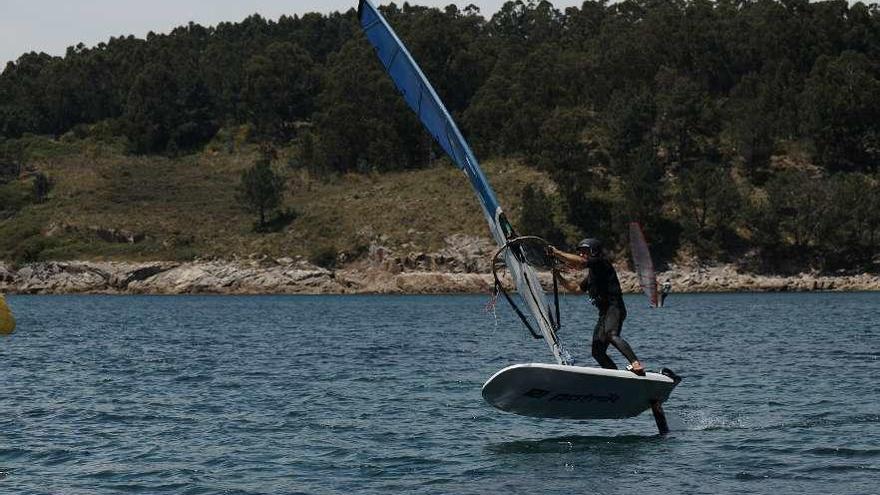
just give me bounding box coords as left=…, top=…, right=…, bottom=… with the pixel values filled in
left=549, top=239, right=645, bottom=375
left=660, top=281, right=672, bottom=307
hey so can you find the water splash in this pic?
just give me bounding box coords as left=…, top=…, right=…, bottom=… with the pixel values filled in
left=671, top=410, right=750, bottom=431
left=483, top=293, right=499, bottom=332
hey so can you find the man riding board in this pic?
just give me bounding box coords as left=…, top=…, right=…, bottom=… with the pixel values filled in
left=549, top=238, right=645, bottom=375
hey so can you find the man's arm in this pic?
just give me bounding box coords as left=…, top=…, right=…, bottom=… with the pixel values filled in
left=549, top=246, right=586, bottom=269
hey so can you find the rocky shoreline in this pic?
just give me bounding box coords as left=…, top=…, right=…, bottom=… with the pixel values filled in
left=1, top=235, right=877, bottom=295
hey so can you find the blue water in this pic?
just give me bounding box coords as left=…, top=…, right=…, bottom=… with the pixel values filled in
left=0, top=293, right=877, bottom=494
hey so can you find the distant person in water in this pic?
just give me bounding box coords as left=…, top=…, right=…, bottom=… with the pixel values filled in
left=549, top=238, right=645, bottom=375
left=659, top=281, right=672, bottom=307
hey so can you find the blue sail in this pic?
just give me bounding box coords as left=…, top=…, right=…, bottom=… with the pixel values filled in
left=358, top=0, right=571, bottom=365
left=357, top=1, right=499, bottom=226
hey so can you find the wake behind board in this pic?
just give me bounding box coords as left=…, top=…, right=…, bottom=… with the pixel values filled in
left=482, top=363, right=680, bottom=420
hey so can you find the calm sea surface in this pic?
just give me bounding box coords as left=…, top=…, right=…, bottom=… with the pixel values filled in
left=0, top=293, right=877, bottom=494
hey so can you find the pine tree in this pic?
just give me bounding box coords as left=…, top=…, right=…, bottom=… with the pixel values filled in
left=237, top=154, right=285, bottom=230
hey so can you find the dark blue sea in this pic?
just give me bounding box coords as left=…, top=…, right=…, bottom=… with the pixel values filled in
left=1, top=293, right=877, bottom=494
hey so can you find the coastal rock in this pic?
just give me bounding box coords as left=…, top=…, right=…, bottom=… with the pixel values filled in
left=127, top=260, right=342, bottom=294
left=109, top=263, right=179, bottom=289
left=16, top=261, right=111, bottom=293
left=0, top=259, right=877, bottom=295
left=127, top=264, right=224, bottom=293
left=434, top=234, right=494, bottom=273
left=336, top=267, right=396, bottom=293
left=367, top=234, right=494, bottom=275
left=0, top=262, right=17, bottom=287
left=236, top=264, right=341, bottom=293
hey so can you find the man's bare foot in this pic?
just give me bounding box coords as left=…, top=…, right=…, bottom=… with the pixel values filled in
left=627, top=361, right=646, bottom=376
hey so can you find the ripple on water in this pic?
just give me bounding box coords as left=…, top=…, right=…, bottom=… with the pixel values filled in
left=804, top=447, right=880, bottom=458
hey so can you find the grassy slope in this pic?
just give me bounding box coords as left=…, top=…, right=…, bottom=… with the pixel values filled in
left=0, top=137, right=554, bottom=262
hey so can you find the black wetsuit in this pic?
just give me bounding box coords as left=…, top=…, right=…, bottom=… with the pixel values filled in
left=580, top=257, right=639, bottom=369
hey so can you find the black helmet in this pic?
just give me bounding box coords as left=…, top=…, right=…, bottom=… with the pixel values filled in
left=576, top=238, right=603, bottom=256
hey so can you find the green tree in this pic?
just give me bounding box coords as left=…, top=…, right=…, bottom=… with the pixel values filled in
left=818, top=173, right=880, bottom=270
left=677, top=163, right=741, bottom=256
left=747, top=169, right=828, bottom=270
left=653, top=66, right=720, bottom=171
left=312, top=40, right=427, bottom=173
left=517, top=184, right=565, bottom=246
left=724, top=61, right=800, bottom=178
left=237, top=155, right=285, bottom=229
left=123, top=63, right=179, bottom=153
left=603, top=86, right=655, bottom=168
left=243, top=42, right=316, bottom=138
left=801, top=51, right=880, bottom=172
left=526, top=106, right=614, bottom=246
left=123, top=61, right=217, bottom=153
left=616, top=144, right=680, bottom=259
left=32, top=172, right=52, bottom=203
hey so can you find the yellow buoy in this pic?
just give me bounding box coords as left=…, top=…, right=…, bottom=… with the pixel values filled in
left=0, top=294, right=15, bottom=335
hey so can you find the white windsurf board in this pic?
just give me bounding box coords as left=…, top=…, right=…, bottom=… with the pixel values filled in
left=482, top=363, right=679, bottom=420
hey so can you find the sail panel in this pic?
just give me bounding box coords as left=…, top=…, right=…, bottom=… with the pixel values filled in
left=629, top=222, right=659, bottom=308
left=358, top=0, right=500, bottom=232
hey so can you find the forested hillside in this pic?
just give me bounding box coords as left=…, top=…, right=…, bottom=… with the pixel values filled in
left=1, top=0, right=879, bottom=273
